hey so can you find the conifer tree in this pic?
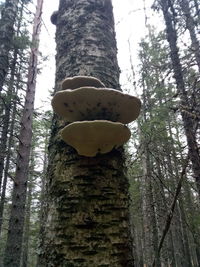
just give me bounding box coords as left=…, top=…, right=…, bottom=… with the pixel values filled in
left=0, top=0, right=19, bottom=92
left=4, top=0, right=43, bottom=265
left=159, top=0, right=200, bottom=198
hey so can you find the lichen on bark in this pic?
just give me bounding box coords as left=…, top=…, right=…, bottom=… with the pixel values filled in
left=39, top=1, right=134, bottom=266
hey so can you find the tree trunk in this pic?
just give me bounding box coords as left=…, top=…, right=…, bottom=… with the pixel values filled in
left=178, top=200, right=193, bottom=267
left=3, top=1, right=43, bottom=266
left=179, top=0, right=200, bottom=72
left=0, top=0, right=24, bottom=190
left=0, top=52, right=22, bottom=237
left=0, top=48, right=17, bottom=192
left=160, top=0, right=200, bottom=198
left=0, top=53, right=17, bottom=191
left=193, top=0, right=200, bottom=23
left=36, top=121, right=49, bottom=266
left=38, top=1, right=134, bottom=266
left=138, top=46, right=161, bottom=267
left=0, top=83, right=18, bottom=234
left=154, top=159, right=176, bottom=267
left=21, top=169, right=33, bottom=267
left=183, top=177, right=200, bottom=266
left=141, top=144, right=160, bottom=267
left=0, top=0, right=18, bottom=92
left=166, top=115, right=194, bottom=267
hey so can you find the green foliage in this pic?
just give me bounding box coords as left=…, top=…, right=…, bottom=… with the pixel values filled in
left=13, top=33, right=31, bottom=50
left=127, top=20, right=200, bottom=266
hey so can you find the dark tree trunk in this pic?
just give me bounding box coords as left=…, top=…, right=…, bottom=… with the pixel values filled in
left=3, top=1, right=43, bottom=266
left=179, top=0, right=200, bottom=72
left=21, top=172, right=33, bottom=267
left=160, top=0, right=200, bottom=198
left=0, top=83, right=18, bottom=234
left=193, top=0, right=200, bottom=23
left=0, top=0, right=18, bottom=92
left=0, top=49, right=17, bottom=192
left=38, top=0, right=134, bottom=266
left=0, top=0, right=24, bottom=190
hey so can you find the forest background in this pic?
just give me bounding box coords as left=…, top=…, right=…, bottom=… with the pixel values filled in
left=0, top=0, right=199, bottom=266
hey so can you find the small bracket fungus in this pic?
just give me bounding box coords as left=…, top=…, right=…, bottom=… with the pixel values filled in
left=61, top=120, right=131, bottom=157
left=61, top=76, right=105, bottom=90
left=52, top=87, right=141, bottom=123
left=50, top=11, right=58, bottom=25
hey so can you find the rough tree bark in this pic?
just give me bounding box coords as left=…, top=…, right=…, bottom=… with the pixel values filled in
left=3, top=0, right=43, bottom=266
left=21, top=159, right=33, bottom=267
left=141, top=147, right=160, bottom=267
left=179, top=0, right=200, bottom=72
left=160, top=0, right=200, bottom=198
left=0, top=0, right=19, bottom=92
left=0, top=0, right=25, bottom=190
left=0, top=83, right=18, bottom=235
left=38, top=0, right=134, bottom=266
left=0, top=49, right=17, bottom=192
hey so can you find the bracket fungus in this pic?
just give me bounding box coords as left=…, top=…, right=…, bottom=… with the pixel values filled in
left=61, top=76, right=105, bottom=90
left=51, top=75, right=141, bottom=157
left=52, top=87, right=141, bottom=124
left=50, top=11, right=58, bottom=25
left=61, top=120, right=131, bottom=157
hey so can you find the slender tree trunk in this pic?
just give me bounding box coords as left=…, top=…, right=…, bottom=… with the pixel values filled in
left=166, top=116, right=194, bottom=267
left=183, top=177, right=200, bottom=265
left=141, top=146, right=160, bottom=267
left=36, top=126, right=49, bottom=266
left=139, top=53, right=161, bottom=267
left=3, top=1, right=43, bottom=266
left=178, top=200, right=193, bottom=267
left=0, top=83, right=18, bottom=234
left=0, top=0, right=19, bottom=92
left=21, top=171, right=33, bottom=267
left=160, top=0, right=200, bottom=198
left=0, top=53, right=22, bottom=237
left=179, top=0, right=200, bottom=72
left=0, top=50, right=17, bottom=191
left=154, top=159, right=176, bottom=267
left=0, top=0, right=24, bottom=190
left=193, top=0, right=200, bottom=23
left=38, top=0, right=134, bottom=266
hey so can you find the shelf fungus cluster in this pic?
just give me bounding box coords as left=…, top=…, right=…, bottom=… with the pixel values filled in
left=51, top=76, right=141, bottom=157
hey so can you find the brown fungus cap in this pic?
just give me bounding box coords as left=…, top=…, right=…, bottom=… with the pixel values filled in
left=61, top=76, right=105, bottom=90
left=52, top=87, right=141, bottom=124
left=61, top=120, right=131, bottom=157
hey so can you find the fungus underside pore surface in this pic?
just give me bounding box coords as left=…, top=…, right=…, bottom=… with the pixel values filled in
left=61, top=120, right=131, bottom=157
